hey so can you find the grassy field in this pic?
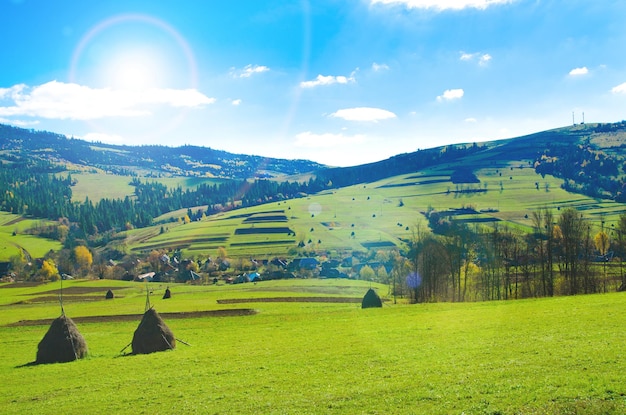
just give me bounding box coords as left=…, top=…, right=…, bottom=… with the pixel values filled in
left=126, top=163, right=626, bottom=259
left=68, top=173, right=225, bottom=203
left=0, top=278, right=624, bottom=414
left=0, top=212, right=62, bottom=262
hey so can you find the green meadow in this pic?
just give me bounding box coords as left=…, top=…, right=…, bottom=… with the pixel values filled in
left=0, top=279, right=625, bottom=414
left=0, top=212, right=62, bottom=262
left=68, top=172, right=225, bottom=203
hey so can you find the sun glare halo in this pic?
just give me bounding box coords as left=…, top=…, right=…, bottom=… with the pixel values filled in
left=103, top=48, right=166, bottom=90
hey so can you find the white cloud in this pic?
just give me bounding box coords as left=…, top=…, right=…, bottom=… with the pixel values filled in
left=460, top=51, right=492, bottom=66
left=231, top=99, right=242, bottom=106
left=235, top=64, right=270, bottom=78
left=371, top=0, right=515, bottom=11
left=329, top=107, right=397, bottom=122
left=300, top=73, right=356, bottom=88
left=295, top=131, right=366, bottom=148
left=480, top=54, right=492, bottom=65
left=0, top=117, right=39, bottom=127
left=612, top=82, right=626, bottom=94
left=0, top=81, right=214, bottom=120
left=569, top=67, right=589, bottom=76
left=464, top=117, right=477, bottom=123
left=82, top=132, right=125, bottom=143
left=372, top=62, right=390, bottom=72
left=437, top=88, right=464, bottom=102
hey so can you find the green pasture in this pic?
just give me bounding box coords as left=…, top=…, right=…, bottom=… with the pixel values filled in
left=128, top=165, right=626, bottom=259
left=0, top=278, right=625, bottom=414
left=67, top=173, right=136, bottom=203
left=0, top=212, right=62, bottom=262
left=68, top=172, right=225, bottom=203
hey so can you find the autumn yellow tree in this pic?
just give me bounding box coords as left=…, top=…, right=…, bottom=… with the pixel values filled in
left=39, top=259, right=59, bottom=282
left=595, top=231, right=610, bottom=292
left=73, top=245, right=93, bottom=277
left=594, top=231, right=610, bottom=257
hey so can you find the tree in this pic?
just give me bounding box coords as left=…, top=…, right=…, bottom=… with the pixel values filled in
left=557, top=208, right=585, bottom=295
left=416, top=235, right=449, bottom=302
left=9, top=251, right=27, bottom=281
left=594, top=230, right=610, bottom=292
left=39, top=259, right=59, bottom=282
left=359, top=265, right=376, bottom=281
left=390, top=253, right=410, bottom=303
left=73, top=245, right=93, bottom=277
left=594, top=231, right=610, bottom=257
left=616, top=213, right=626, bottom=290
left=531, top=207, right=555, bottom=297
left=376, top=265, right=389, bottom=284
left=147, top=249, right=165, bottom=272
left=217, top=247, right=228, bottom=261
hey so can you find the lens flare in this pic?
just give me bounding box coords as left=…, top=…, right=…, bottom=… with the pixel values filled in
left=406, top=272, right=422, bottom=289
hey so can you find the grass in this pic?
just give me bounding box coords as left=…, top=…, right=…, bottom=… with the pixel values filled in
left=0, top=279, right=625, bottom=414
left=0, top=212, right=62, bottom=262
left=126, top=164, right=626, bottom=259
left=68, top=173, right=225, bottom=203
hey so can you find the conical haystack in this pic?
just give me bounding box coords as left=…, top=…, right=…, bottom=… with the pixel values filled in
left=131, top=308, right=175, bottom=354
left=162, top=287, right=171, bottom=299
left=36, top=314, right=88, bottom=364
left=361, top=288, right=383, bottom=309
left=105, top=289, right=114, bottom=299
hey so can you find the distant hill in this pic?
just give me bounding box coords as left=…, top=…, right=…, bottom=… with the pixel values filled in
left=315, top=121, right=626, bottom=202
left=0, top=124, right=325, bottom=179
left=2, top=120, right=626, bottom=203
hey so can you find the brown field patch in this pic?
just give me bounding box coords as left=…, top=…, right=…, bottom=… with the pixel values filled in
left=3, top=216, right=27, bottom=226
left=13, top=295, right=112, bottom=304
left=0, top=282, right=46, bottom=289
left=217, top=297, right=361, bottom=304
left=5, top=308, right=257, bottom=327
left=234, top=227, right=294, bottom=235
left=230, top=240, right=295, bottom=247
left=33, top=286, right=128, bottom=295
left=243, top=215, right=288, bottom=223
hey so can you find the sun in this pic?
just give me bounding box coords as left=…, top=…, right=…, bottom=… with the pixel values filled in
left=104, top=48, right=165, bottom=90
left=69, top=14, right=198, bottom=91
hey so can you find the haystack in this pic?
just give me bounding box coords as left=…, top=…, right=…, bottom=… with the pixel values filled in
left=162, top=287, right=171, bottom=299
left=131, top=308, right=176, bottom=354
left=105, top=289, right=114, bottom=299
left=36, top=314, right=88, bottom=364
left=361, top=288, right=383, bottom=309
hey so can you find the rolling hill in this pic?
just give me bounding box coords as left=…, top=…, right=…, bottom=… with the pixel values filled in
left=2, top=120, right=626, bottom=263
left=0, top=123, right=325, bottom=178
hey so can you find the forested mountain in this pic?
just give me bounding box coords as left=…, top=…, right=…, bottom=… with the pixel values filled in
left=0, top=124, right=324, bottom=178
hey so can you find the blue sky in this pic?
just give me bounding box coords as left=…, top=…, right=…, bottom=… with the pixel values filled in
left=1, top=0, right=626, bottom=167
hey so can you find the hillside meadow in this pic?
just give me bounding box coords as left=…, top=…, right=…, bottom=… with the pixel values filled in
left=126, top=162, right=626, bottom=259
left=68, top=172, right=226, bottom=203
left=0, top=212, right=62, bottom=262
left=0, top=278, right=625, bottom=414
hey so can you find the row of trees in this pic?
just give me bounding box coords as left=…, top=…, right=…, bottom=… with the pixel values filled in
left=405, top=207, right=626, bottom=302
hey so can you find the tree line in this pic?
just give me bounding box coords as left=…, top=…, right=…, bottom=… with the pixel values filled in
left=404, top=206, right=626, bottom=302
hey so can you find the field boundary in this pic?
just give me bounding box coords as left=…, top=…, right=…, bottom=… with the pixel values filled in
left=5, top=308, right=257, bottom=326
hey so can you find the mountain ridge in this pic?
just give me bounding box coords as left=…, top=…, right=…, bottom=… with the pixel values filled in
left=0, top=123, right=326, bottom=179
